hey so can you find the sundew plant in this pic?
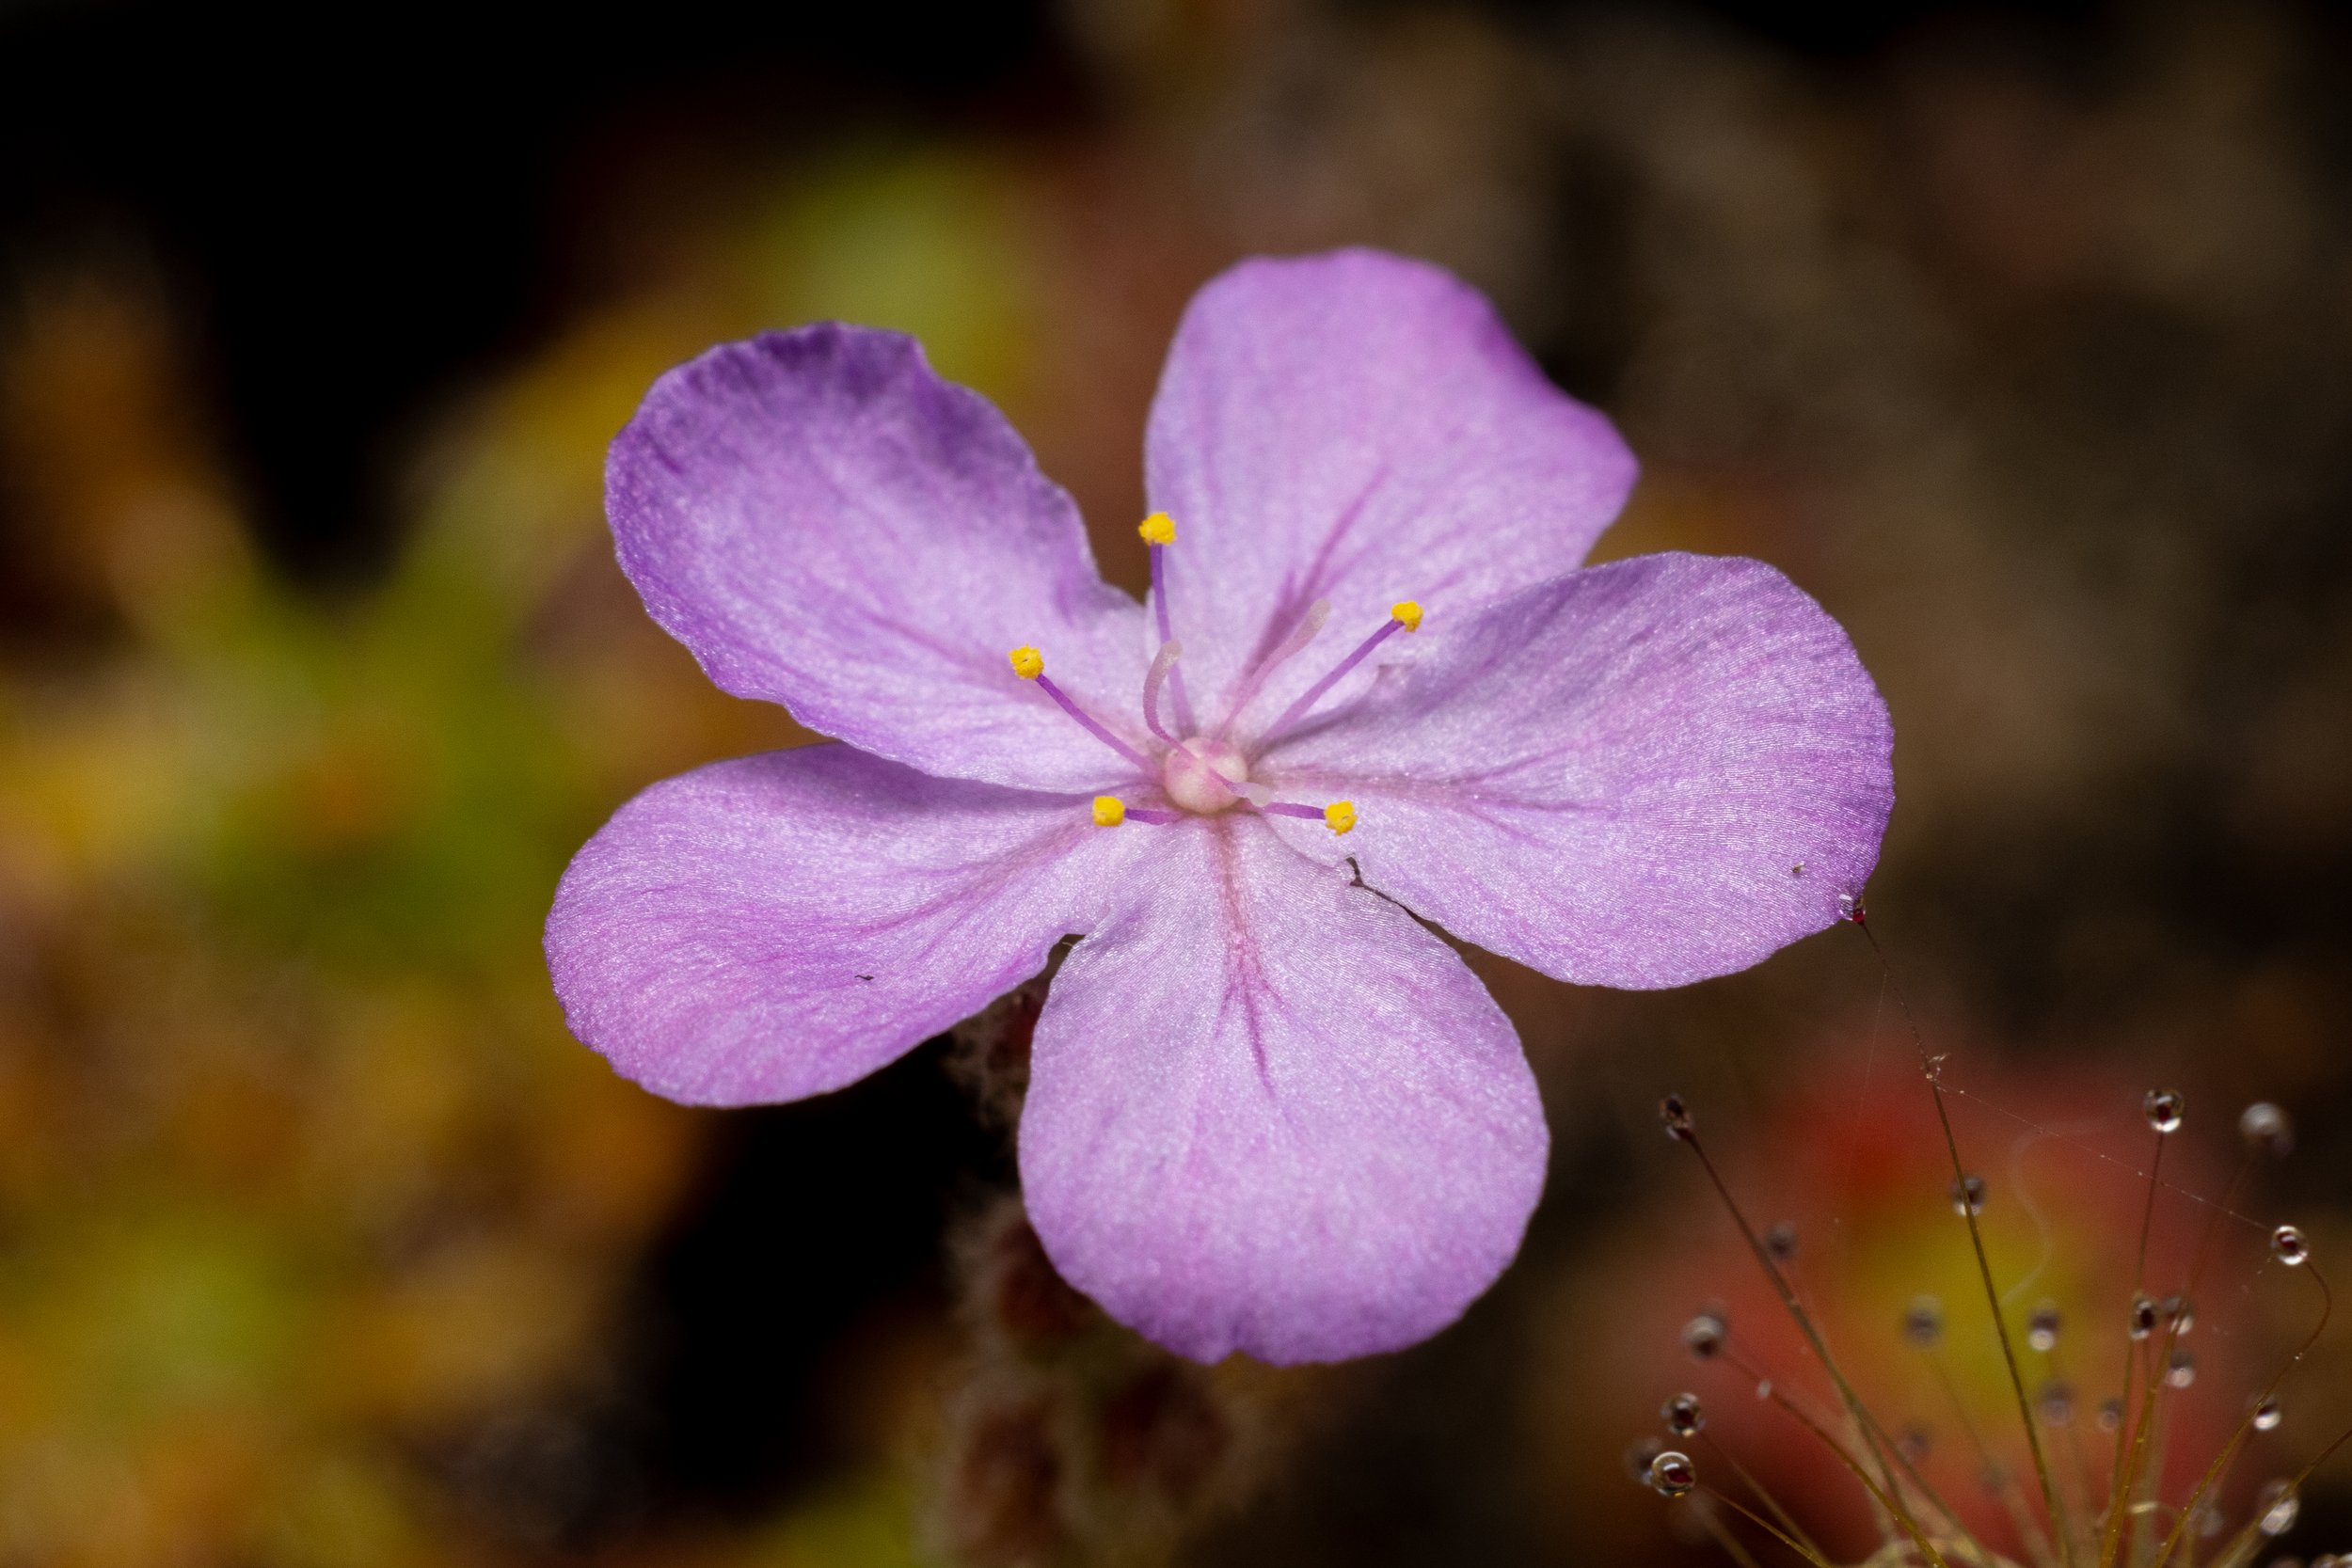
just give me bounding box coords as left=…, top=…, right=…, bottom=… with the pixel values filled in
left=1636, top=918, right=2350, bottom=1568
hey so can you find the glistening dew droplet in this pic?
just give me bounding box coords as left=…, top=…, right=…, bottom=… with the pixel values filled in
left=2143, top=1086, right=2185, bottom=1133
left=2037, top=1379, right=2074, bottom=1424
left=2252, top=1395, right=2283, bottom=1433
left=1948, top=1174, right=1987, bottom=1216
left=2162, top=1294, right=2195, bottom=1336
left=2272, top=1225, right=2311, bottom=1266
left=2097, top=1397, right=2123, bottom=1433
left=1648, top=1450, right=1697, bottom=1497
left=2241, top=1101, right=2296, bottom=1158
left=1764, top=1220, right=1797, bottom=1261
left=2027, top=1300, right=2061, bottom=1353
left=2165, top=1348, right=2196, bottom=1388
left=1660, top=1094, right=1694, bottom=1142
left=2258, top=1479, right=2300, bottom=1536
left=1903, top=1295, right=1945, bottom=1349
left=1682, top=1311, right=1726, bottom=1360
left=2130, top=1293, right=2159, bottom=1340
left=1662, top=1392, right=1705, bottom=1437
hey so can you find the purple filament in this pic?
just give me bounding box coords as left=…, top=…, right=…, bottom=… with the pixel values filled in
left=1033, top=673, right=1153, bottom=772
left=1257, top=615, right=1405, bottom=744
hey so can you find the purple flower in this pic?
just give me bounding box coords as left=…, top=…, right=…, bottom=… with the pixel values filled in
left=548, top=248, right=1893, bottom=1364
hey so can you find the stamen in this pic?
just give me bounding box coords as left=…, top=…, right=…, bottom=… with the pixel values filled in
left=1140, top=512, right=1198, bottom=735
left=1260, top=800, right=1357, bottom=834
left=1008, top=644, right=1154, bottom=772
left=1142, top=641, right=1184, bottom=744
left=1212, top=598, right=1329, bottom=741
left=1256, top=602, right=1422, bottom=744
left=1092, top=797, right=1184, bottom=826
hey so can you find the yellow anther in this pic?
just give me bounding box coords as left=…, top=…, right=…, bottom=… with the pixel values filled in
left=1324, top=800, right=1357, bottom=835
left=1391, top=600, right=1423, bottom=632
left=1138, top=512, right=1178, bottom=546
left=1092, top=796, right=1126, bottom=828
left=1009, top=645, right=1043, bottom=680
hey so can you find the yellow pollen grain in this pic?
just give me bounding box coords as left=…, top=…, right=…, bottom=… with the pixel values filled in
left=1324, top=800, right=1357, bottom=835
left=1391, top=600, right=1423, bottom=632
left=1092, top=796, right=1126, bottom=828
left=1009, top=645, right=1043, bottom=680
left=1138, top=512, right=1177, bottom=546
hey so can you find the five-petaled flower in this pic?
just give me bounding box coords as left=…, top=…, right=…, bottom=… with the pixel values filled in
left=547, top=248, right=1894, bottom=1365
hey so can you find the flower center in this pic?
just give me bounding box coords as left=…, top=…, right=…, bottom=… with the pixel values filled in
left=1009, top=513, right=1408, bottom=837
left=1163, top=737, right=1249, bottom=815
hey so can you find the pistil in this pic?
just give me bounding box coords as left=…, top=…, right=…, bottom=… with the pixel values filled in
left=1212, top=598, right=1330, bottom=741
left=1142, top=641, right=1184, bottom=744
left=1163, top=736, right=1250, bottom=815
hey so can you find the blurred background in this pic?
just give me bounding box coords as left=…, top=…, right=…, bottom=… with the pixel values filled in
left=4, top=0, right=2351, bottom=1562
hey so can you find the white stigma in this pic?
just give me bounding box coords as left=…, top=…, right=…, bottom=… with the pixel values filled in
left=1164, top=737, right=1248, bottom=815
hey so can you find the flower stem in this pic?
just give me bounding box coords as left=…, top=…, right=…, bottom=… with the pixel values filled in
left=1857, top=920, right=2074, bottom=1568
left=2147, top=1261, right=2334, bottom=1568
left=1698, top=1489, right=1840, bottom=1568
left=1677, top=1126, right=1949, bottom=1568
left=1701, top=1432, right=1826, bottom=1566
left=2106, top=1150, right=2256, bottom=1568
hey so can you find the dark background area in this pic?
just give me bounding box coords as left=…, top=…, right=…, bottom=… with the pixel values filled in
left=0, top=0, right=1072, bottom=583
left=0, top=0, right=2135, bottom=579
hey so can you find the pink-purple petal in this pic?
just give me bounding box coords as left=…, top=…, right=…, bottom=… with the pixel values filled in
left=1018, top=816, right=1547, bottom=1365
left=610, top=325, right=1149, bottom=794
left=1257, top=553, right=1894, bottom=990
left=1144, top=248, right=1637, bottom=736
left=546, top=744, right=1142, bottom=1106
